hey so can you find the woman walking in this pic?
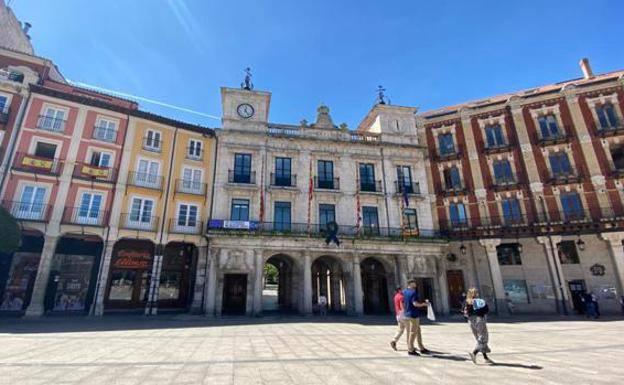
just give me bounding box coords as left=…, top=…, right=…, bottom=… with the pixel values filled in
left=463, top=288, right=492, bottom=364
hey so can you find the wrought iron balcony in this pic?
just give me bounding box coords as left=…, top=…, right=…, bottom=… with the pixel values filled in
left=0, top=105, right=9, bottom=125
left=482, top=138, right=514, bottom=154
left=492, top=177, right=520, bottom=191
left=127, top=171, right=164, bottom=190
left=441, top=183, right=468, bottom=196
left=596, top=123, right=624, bottom=137
left=548, top=171, right=583, bottom=185
left=227, top=170, right=256, bottom=184
left=536, top=130, right=573, bottom=146
left=120, top=213, right=159, bottom=232
left=61, top=207, right=109, bottom=227
left=435, top=145, right=462, bottom=161
left=314, top=176, right=340, bottom=190
left=358, top=180, right=382, bottom=193
left=395, top=181, right=421, bottom=195
left=168, top=218, right=203, bottom=234
left=1, top=200, right=52, bottom=222
left=12, top=152, right=64, bottom=176
left=175, top=179, right=207, bottom=195
left=37, top=115, right=66, bottom=133
left=92, top=125, right=118, bottom=143
left=270, top=173, right=297, bottom=187
left=142, top=137, right=162, bottom=152
left=73, top=161, right=117, bottom=183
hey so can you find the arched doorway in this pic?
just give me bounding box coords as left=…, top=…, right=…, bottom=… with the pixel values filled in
left=159, top=242, right=197, bottom=310
left=263, top=254, right=295, bottom=313
left=361, top=258, right=390, bottom=314
left=312, top=256, right=346, bottom=314
left=0, top=231, right=44, bottom=312
left=44, top=234, right=103, bottom=313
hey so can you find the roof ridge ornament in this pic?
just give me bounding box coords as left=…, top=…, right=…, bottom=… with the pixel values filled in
left=376, top=85, right=387, bottom=105
left=241, top=67, right=253, bottom=90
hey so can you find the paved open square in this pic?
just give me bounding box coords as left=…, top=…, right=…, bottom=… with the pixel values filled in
left=0, top=315, right=623, bottom=385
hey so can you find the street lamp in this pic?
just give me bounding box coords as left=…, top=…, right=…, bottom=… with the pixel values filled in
left=576, top=236, right=585, bottom=251
left=459, top=243, right=467, bottom=256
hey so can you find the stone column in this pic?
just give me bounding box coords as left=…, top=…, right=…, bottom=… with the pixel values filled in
left=352, top=255, right=364, bottom=315
left=145, top=250, right=163, bottom=316
left=302, top=252, right=313, bottom=315
left=204, top=248, right=218, bottom=317
left=190, top=245, right=209, bottom=314
left=436, top=257, right=450, bottom=315
left=330, top=274, right=341, bottom=312
left=24, top=234, right=59, bottom=317
left=601, top=232, right=624, bottom=297
left=537, top=235, right=569, bottom=315
left=478, top=238, right=505, bottom=312
left=252, top=249, right=264, bottom=316
left=93, top=240, right=116, bottom=316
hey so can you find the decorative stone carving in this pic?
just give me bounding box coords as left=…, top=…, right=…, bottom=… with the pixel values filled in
left=219, top=249, right=253, bottom=270
left=520, top=143, right=533, bottom=153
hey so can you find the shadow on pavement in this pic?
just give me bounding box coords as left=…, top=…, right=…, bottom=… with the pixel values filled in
left=489, top=361, right=543, bottom=370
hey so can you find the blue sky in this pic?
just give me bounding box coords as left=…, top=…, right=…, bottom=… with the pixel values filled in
left=10, top=0, right=624, bottom=128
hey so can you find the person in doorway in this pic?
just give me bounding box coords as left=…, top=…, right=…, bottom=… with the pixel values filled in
left=505, top=292, right=515, bottom=316
left=463, top=288, right=493, bottom=364
left=403, top=280, right=430, bottom=356
left=318, top=294, right=328, bottom=316
left=390, top=287, right=406, bottom=351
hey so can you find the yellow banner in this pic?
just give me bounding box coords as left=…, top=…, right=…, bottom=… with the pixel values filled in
left=22, top=156, right=53, bottom=170
left=81, top=165, right=109, bottom=177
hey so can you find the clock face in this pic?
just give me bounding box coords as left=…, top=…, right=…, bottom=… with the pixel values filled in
left=237, top=103, right=254, bottom=119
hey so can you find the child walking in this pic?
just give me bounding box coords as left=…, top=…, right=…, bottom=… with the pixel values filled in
left=463, top=288, right=492, bottom=364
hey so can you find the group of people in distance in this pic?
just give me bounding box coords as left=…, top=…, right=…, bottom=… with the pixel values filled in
left=391, top=280, right=492, bottom=364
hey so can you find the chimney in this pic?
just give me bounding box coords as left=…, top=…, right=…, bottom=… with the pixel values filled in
left=579, top=58, right=593, bottom=79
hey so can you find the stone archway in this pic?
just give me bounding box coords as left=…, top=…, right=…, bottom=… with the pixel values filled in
left=263, top=254, right=297, bottom=313
left=312, top=256, right=346, bottom=313
left=361, top=257, right=390, bottom=314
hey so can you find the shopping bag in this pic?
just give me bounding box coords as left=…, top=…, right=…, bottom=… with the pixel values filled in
left=426, top=303, right=436, bottom=321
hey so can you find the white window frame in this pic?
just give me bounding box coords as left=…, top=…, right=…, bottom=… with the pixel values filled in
left=180, top=166, right=203, bottom=193
left=75, top=190, right=105, bottom=225
left=135, top=157, right=161, bottom=188
left=14, top=183, right=49, bottom=220
left=0, top=92, right=11, bottom=113
left=28, top=136, right=62, bottom=159
left=93, top=116, right=118, bottom=142
left=144, top=129, right=162, bottom=151
left=87, top=148, right=114, bottom=168
left=187, top=139, right=203, bottom=160
left=127, top=196, right=156, bottom=230
left=174, top=202, right=200, bottom=233
left=39, top=104, right=68, bottom=132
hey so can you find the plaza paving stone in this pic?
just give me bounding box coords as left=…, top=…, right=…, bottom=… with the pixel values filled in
left=0, top=315, right=623, bottom=384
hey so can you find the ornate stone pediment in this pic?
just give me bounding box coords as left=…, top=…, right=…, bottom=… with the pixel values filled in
left=406, top=254, right=436, bottom=276
left=219, top=249, right=253, bottom=271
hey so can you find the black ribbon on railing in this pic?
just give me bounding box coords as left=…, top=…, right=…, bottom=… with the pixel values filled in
left=324, top=221, right=340, bottom=246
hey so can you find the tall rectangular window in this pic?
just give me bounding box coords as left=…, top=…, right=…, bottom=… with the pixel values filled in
left=145, top=130, right=161, bottom=150
left=362, top=206, right=379, bottom=234
left=136, top=159, right=160, bottom=186
left=449, top=203, right=467, bottom=226
left=274, top=157, right=292, bottom=186
left=233, top=153, right=252, bottom=183
left=611, top=146, right=624, bottom=170
left=493, top=160, right=514, bottom=183
left=319, top=204, right=336, bottom=231
left=77, top=192, right=103, bottom=224
left=557, top=240, right=580, bottom=264
left=34, top=142, right=57, bottom=159
left=501, top=198, right=522, bottom=224
left=549, top=152, right=572, bottom=177
left=403, top=208, right=418, bottom=230
left=438, top=133, right=455, bottom=155
left=0, top=95, right=7, bottom=111
left=317, top=160, right=334, bottom=189
left=538, top=115, right=560, bottom=138
left=359, top=163, right=376, bottom=191
left=274, top=201, right=291, bottom=231
left=230, top=199, right=249, bottom=221
left=94, top=119, right=116, bottom=142
left=596, top=103, right=619, bottom=129
left=560, top=192, right=584, bottom=220
left=129, top=198, right=154, bottom=224
left=177, top=204, right=198, bottom=227
left=39, top=106, right=66, bottom=132
left=90, top=151, right=112, bottom=168
left=443, top=167, right=462, bottom=189
left=497, top=243, right=522, bottom=265
left=188, top=139, right=202, bottom=159
left=485, top=125, right=505, bottom=148
left=17, top=186, right=46, bottom=219
left=396, top=166, right=413, bottom=192
left=182, top=168, right=202, bottom=192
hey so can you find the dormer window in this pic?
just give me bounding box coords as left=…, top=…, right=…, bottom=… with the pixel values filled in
left=596, top=103, right=619, bottom=130
left=538, top=115, right=561, bottom=139
left=438, top=133, right=456, bottom=156
left=485, top=124, right=505, bottom=148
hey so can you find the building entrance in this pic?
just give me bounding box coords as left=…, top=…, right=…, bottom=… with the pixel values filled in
left=105, top=240, right=154, bottom=311
left=222, top=274, right=247, bottom=315
left=361, top=258, right=389, bottom=314
left=569, top=279, right=587, bottom=314
left=446, top=270, right=465, bottom=310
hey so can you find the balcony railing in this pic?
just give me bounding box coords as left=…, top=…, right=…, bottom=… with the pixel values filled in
left=268, top=126, right=300, bottom=137
left=435, top=145, right=462, bottom=161
left=92, top=125, right=118, bottom=143
left=37, top=115, right=66, bottom=133
left=395, top=181, right=421, bottom=195
left=0, top=105, right=9, bottom=124
left=120, top=213, right=159, bottom=232
left=207, top=220, right=441, bottom=240
left=270, top=173, right=297, bottom=187
left=127, top=171, right=164, bottom=190
left=175, top=179, right=207, bottom=195
left=1, top=200, right=51, bottom=222
left=185, top=147, right=203, bottom=161
left=482, top=138, right=514, bottom=154
left=168, top=218, right=203, bottom=234
left=358, top=180, right=382, bottom=193
left=536, top=131, right=572, bottom=146
left=314, top=177, right=340, bottom=190
left=61, top=207, right=109, bottom=227
left=73, top=161, right=117, bottom=183
left=441, top=183, right=467, bottom=196
left=351, top=133, right=380, bottom=143
left=596, top=123, right=624, bottom=137
left=228, top=170, right=256, bottom=184
left=492, top=177, right=520, bottom=190
left=142, top=137, right=162, bottom=152
left=12, top=152, right=64, bottom=176
left=548, top=171, right=582, bottom=185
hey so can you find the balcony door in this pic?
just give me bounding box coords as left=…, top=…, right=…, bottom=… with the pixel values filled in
left=182, top=168, right=202, bottom=192
left=275, top=157, right=291, bottom=186
left=234, top=153, right=252, bottom=183
left=136, top=159, right=159, bottom=187
left=129, top=198, right=154, bottom=229
left=317, top=160, right=334, bottom=189
left=77, top=193, right=103, bottom=225
left=359, top=163, right=376, bottom=191
left=396, top=166, right=413, bottom=192
left=17, top=186, right=47, bottom=220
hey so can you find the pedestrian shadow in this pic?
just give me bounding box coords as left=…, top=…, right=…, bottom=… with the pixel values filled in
left=428, top=354, right=469, bottom=362
left=488, top=361, right=543, bottom=370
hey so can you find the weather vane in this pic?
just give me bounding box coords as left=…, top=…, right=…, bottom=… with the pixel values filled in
left=376, top=85, right=387, bottom=105
left=241, top=67, right=254, bottom=90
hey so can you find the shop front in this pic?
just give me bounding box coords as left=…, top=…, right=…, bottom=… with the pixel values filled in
left=0, top=233, right=44, bottom=313
left=158, top=242, right=197, bottom=310
left=105, top=240, right=154, bottom=311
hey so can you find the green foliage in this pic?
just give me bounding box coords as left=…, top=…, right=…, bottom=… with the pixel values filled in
left=264, top=263, right=279, bottom=284
left=0, top=206, right=20, bottom=254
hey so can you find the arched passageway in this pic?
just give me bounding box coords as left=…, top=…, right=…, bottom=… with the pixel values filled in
left=312, top=256, right=346, bottom=314
left=361, top=257, right=390, bottom=314
left=263, top=254, right=296, bottom=313
left=0, top=232, right=44, bottom=312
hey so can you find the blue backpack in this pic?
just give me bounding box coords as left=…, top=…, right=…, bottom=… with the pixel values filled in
left=473, top=298, right=487, bottom=310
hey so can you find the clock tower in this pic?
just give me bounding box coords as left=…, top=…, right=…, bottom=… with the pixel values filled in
left=220, top=70, right=271, bottom=132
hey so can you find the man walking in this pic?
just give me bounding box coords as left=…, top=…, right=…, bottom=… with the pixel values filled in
left=403, top=280, right=430, bottom=356
left=390, top=287, right=405, bottom=351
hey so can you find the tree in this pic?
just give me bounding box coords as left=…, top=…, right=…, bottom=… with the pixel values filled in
left=264, top=263, right=279, bottom=285
left=0, top=206, right=20, bottom=254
